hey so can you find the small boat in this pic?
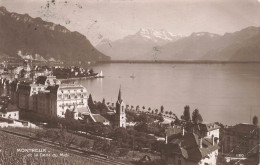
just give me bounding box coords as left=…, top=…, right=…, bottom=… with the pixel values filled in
left=96, top=70, right=104, bottom=78
left=130, top=73, right=135, bottom=79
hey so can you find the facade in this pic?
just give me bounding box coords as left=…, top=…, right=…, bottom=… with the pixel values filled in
left=16, top=76, right=60, bottom=111
left=115, top=88, right=126, bottom=128
left=223, top=123, right=259, bottom=155
left=16, top=83, right=46, bottom=110
left=48, top=84, right=88, bottom=118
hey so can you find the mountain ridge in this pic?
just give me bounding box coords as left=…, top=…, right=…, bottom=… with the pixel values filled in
left=0, top=6, right=110, bottom=64
left=96, top=28, right=184, bottom=60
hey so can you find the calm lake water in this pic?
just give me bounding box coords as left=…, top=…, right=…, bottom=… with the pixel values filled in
left=77, top=63, right=260, bottom=125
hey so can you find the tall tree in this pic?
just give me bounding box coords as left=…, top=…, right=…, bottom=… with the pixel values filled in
left=253, top=116, right=258, bottom=126
left=192, top=109, right=203, bottom=124
left=160, top=106, right=164, bottom=114
left=88, top=94, right=95, bottom=110
left=181, top=105, right=191, bottom=122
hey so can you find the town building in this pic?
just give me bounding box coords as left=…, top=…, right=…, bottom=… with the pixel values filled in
left=16, top=75, right=60, bottom=111
left=35, top=75, right=61, bottom=86
left=163, top=123, right=220, bottom=165
left=16, top=83, right=46, bottom=110
left=47, top=84, right=88, bottom=118
left=192, top=123, right=220, bottom=139
left=0, top=103, right=19, bottom=120
left=115, top=87, right=126, bottom=128
left=222, top=123, right=259, bottom=155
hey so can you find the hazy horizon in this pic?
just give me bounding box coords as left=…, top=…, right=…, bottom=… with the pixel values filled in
left=1, top=0, right=260, bottom=45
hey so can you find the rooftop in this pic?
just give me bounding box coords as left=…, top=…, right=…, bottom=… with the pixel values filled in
left=167, top=132, right=219, bottom=162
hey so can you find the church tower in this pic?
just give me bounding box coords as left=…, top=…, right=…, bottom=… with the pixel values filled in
left=115, top=87, right=126, bottom=128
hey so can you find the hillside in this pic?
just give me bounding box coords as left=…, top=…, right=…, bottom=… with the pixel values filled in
left=0, top=7, right=110, bottom=65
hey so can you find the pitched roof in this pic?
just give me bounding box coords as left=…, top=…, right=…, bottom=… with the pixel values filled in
left=168, top=132, right=219, bottom=162
left=76, top=107, right=91, bottom=115
left=92, top=114, right=109, bottom=123
left=0, top=104, right=19, bottom=113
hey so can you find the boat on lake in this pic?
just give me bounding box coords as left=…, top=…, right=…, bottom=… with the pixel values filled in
left=130, top=73, right=135, bottom=79
left=96, top=70, right=104, bottom=78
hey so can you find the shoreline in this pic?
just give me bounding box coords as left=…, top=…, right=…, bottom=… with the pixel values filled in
left=58, top=76, right=102, bottom=82
left=97, top=60, right=260, bottom=64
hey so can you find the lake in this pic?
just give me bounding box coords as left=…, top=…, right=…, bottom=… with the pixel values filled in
left=77, top=63, right=260, bottom=125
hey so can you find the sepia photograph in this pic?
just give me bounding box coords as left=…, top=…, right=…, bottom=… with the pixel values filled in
left=0, top=0, right=259, bottom=164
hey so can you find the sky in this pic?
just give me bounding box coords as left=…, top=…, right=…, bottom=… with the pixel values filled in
left=1, top=0, right=260, bottom=45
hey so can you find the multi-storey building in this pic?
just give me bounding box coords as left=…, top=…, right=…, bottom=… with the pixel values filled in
left=16, top=83, right=46, bottom=110
left=16, top=75, right=60, bottom=111
left=47, top=84, right=88, bottom=118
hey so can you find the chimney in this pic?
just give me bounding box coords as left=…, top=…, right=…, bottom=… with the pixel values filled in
left=212, top=135, right=215, bottom=146
left=199, top=138, right=202, bottom=148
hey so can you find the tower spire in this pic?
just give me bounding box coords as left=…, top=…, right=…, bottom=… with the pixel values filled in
left=118, top=86, right=122, bottom=102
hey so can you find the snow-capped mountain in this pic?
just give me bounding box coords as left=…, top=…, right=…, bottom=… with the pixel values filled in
left=136, top=28, right=183, bottom=43
left=96, top=28, right=184, bottom=60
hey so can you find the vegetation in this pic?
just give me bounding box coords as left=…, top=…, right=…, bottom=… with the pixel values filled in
left=252, top=115, right=258, bottom=126
left=192, top=109, right=203, bottom=124
left=181, top=105, right=191, bottom=121
left=0, top=131, right=98, bottom=165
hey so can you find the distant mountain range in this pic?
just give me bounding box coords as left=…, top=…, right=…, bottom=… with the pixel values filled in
left=0, top=7, right=110, bottom=64
left=96, top=27, right=260, bottom=62
left=96, top=28, right=184, bottom=60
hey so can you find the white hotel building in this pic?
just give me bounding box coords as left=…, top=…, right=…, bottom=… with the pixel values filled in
left=47, top=84, right=88, bottom=118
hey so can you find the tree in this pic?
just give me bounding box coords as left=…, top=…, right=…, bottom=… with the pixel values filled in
left=253, top=116, right=258, bottom=126
left=102, top=98, right=106, bottom=105
left=158, top=114, right=164, bottom=122
left=173, top=114, right=181, bottom=125
left=181, top=105, right=191, bottom=121
left=155, top=109, right=158, bottom=114
left=165, top=111, right=169, bottom=115
left=142, top=106, right=145, bottom=111
left=160, top=106, right=164, bottom=114
left=148, top=107, right=151, bottom=112
left=136, top=105, right=140, bottom=111
left=88, top=94, right=95, bottom=110
left=135, top=122, right=148, bottom=132
left=169, top=111, right=173, bottom=116
left=192, top=109, right=203, bottom=124
left=89, top=68, right=94, bottom=75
